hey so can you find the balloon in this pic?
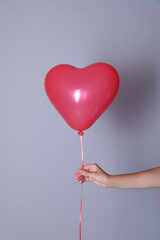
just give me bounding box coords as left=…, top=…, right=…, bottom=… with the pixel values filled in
left=44, top=62, right=119, bottom=132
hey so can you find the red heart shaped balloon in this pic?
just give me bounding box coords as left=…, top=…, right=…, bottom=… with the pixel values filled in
left=45, top=62, right=119, bottom=131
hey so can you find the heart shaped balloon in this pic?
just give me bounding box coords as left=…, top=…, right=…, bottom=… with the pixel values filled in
left=45, top=62, right=119, bottom=131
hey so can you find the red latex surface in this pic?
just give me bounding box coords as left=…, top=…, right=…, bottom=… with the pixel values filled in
left=45, top=62, right=119, bottom=131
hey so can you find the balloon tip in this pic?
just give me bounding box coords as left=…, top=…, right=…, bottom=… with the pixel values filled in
left=78, top=131, right=84, bottom=136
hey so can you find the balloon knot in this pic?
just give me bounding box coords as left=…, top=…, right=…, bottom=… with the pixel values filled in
left=78, top=131, right=84, bottom=136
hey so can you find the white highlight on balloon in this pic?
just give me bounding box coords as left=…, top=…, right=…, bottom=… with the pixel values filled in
left=74, top=89, right=81, bottom=103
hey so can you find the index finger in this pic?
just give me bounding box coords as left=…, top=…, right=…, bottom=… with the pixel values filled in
left=73, top=169, right=82, bottom=175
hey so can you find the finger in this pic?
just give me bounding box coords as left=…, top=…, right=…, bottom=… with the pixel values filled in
left=83, top=164, right=98, bottom=172
left=81, top=169, right=96, bottom=178
left=75, top=175, right=83, bottom=182
left=76, top=176, right=84, bottom=183
left=80, top=176, right=94, bottom=183
left=73, top=169, right=81, bottom=175
left=74, top=173, right=82, bottom=179
left=74, top=164, right=98, bottom=174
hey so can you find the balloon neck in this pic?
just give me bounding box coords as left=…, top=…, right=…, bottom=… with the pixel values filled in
left=78, top=131, right=84, bottom=136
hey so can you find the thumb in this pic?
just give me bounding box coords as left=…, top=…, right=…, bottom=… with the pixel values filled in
left=81, top=169, right=95, bottom=178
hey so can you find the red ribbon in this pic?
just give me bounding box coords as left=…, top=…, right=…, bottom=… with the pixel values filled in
left=78, top=131, right=84, bottom=240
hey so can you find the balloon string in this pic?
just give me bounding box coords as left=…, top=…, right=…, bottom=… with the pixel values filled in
left=79, top=134, right=84, bottom=240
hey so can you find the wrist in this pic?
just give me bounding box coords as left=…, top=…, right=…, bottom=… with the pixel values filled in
left=104, top=173, right=114, bottom=188
left=105, top=174, right=115, bottom=188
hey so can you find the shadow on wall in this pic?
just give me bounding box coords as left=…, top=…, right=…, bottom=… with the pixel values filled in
left=104, top=62, right=157, bottom=128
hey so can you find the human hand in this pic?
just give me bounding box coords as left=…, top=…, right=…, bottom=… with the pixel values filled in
left=74, top=163, right=111, bottom=188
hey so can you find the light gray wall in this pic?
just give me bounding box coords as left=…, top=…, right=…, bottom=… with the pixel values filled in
left=0, top=1, right=160, bottom=240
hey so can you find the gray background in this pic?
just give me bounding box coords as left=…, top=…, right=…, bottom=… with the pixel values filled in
left=0, top=0, right=160, bottom=240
